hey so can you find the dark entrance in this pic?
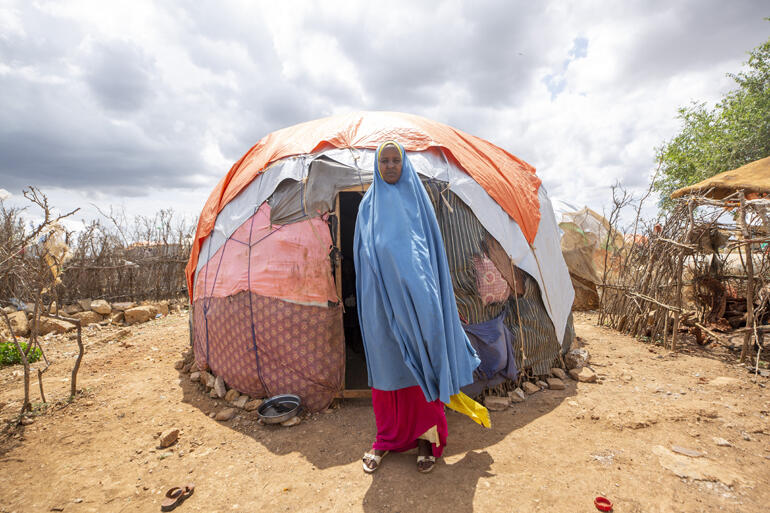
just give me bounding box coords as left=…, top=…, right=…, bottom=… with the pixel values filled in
left=338, top=191, right=369, bottom=389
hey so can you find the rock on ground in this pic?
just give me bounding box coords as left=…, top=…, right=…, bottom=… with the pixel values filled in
left=158, top=429, right=179, bottom=448
left=546, top=377, right=566, bottom=390
left=565, top=348, right=590, bottom=369
left=111, top=302, right=136, bottom=311
left=550, top=368, right=567, bottom=380
left=77, top=299, right=92, bottom=311
left=214, top=376, right=227, bottom=398
left=569, top=366, right=597, bottom=383
left=190, top=372, right=201, bottom=383
left=155, top=302, right=170, bottom=316
left=38, top=317, right=76, bottom=335
left=7, top=311, right=29, bottom=336
left=124, top=306, right=154, bottom=325
left=224, top=389, right=240, bottom=402
left=215, top=408, right=236, bottom=421
left=243, top=399, right=262, bottom=411
left=232, top=395, right=248, bottom=408
left=90, top=299, right=112, bottom=315
left=485, top=396, right=510, bottom=411
left=73, top=311, right=103, bottom=326
left=109, top=312, right=125, bottom=324
left=200, top=371, right=215, bottom=389
left=508, top=388, right=527, bottom=403
left=62, top=304, right=83, bottom=315
left=522, top=382, right=540, bottom=395
left=281, top=416, right=301, bottom=427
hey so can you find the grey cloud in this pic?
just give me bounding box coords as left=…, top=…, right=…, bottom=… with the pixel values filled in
left=605, top=0, right=769, bottom=88
left=85, top=41, right=156, bottom=111
left=296, top=1, right=552, bottom=112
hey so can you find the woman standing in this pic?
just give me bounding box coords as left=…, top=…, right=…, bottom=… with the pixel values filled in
left=355, top=141, right=488, bottom=474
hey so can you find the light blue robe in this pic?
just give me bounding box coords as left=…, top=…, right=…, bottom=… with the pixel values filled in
left=354, top=142, right=480, bottom=404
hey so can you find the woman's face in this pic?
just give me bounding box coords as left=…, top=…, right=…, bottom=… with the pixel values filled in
left=378, top=145, right=403, bottom=184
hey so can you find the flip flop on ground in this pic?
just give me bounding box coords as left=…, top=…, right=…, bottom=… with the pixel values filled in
left=160, top=483, right=195, bottom=511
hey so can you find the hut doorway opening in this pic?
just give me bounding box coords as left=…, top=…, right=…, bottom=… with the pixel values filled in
left=338, top=190, right=369, bottom=390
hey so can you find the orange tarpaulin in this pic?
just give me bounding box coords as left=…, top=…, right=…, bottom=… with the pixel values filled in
left=186, top=111, right=541, bottom=300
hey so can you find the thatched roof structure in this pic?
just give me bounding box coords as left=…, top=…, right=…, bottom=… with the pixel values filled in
left=670, top=156, right=770, bottom=200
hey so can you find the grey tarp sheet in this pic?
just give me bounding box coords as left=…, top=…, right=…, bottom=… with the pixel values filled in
left=268, top=156, right=373, bottom=225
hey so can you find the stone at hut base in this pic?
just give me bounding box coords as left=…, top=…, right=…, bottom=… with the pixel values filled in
left=224, top=389, right=240, bottom=402
left=174, top=360, right=185, bottom=370
left=215, top=408, right=236, bottom=421
left=90, top=299, right=112, bottom=315
left=281, top=416, right=301, bottom=427
left=569, top=366, right=597, bottom=383
left=484, top=396, right=510, bottom=411
left=190, top=372, right=201, bottom=383
left=209, top=389, right=218, bottom=398
left=536, top=380, right=549, bottom=389
left=550, top=368, right=567, bottom=380
left=158, top=429, right=179, bottom=449
left=214, top=376, right=227, bottom=398
left=565, top=348, right=590, bottom=370
left=232, top=395, right=249, bottom=409
left=508, top=388, right=527, bottom=403
left=77, top=299, right=92, bottom=311
left=547, top=377, right=566, bottom=390
left=243, top=399, right=263, bottom=412
left=522, top=382, right=540, bottom=395
left=109, top=312, right=125, bottom=324
left=200, top=371, right=215, bottom=389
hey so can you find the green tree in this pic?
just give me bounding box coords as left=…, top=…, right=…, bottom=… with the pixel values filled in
left=654, top=28, right=770, bottom=206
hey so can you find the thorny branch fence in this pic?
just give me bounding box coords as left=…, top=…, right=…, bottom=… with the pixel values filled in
left=597, top=188, right=770, bottom=368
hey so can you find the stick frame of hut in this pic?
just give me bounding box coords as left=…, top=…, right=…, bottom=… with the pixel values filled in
left=598, top=156, right=770, bottom=369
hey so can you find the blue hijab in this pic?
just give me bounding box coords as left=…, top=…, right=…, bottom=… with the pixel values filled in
left=354, top=141, right=481, bottom=404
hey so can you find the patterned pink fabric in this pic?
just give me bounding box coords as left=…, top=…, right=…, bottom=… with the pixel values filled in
left=473, top=254, right=510, bottom=305
left=194, top=203, right=337, bottom=305
left=371, top=386, right=448, bottom=458
left=193, top=291, right=343, bottom=411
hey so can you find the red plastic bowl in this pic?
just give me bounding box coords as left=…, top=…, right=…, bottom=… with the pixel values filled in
left=594, top=496, right=613, bottom=512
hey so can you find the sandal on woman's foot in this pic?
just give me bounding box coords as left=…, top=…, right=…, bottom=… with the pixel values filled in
left=362, top=450, right=388, bottom=473
left=416, top=455, right=436, bottom=473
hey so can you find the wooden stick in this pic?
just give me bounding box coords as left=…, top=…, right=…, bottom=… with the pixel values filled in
left=739, top=192, right=755, bottom=363
left=658, top=238, right=697, bottom=250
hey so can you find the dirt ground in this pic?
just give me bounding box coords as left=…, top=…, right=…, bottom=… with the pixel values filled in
left=0, top=311, right=768, bottom=513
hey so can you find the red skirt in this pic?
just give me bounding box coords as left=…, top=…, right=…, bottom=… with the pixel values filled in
left=371, top=386, right=448, bottom=458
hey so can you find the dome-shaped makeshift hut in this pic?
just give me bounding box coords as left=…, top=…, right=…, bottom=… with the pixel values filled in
left=186, top=112, right=575, bottom=411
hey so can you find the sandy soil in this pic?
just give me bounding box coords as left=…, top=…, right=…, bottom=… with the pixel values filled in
left=0, top=311, right=768, bottom=513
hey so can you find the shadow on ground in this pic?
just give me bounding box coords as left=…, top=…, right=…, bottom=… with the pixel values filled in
left=178, top=374, right=577, bottom=466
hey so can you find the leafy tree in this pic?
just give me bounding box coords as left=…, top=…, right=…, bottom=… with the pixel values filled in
left=654, top=28, right=770, bottom=207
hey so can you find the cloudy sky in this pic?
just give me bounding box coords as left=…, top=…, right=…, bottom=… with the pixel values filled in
left=1, top=0, right=768, bottom=230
